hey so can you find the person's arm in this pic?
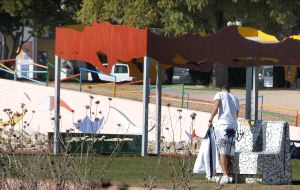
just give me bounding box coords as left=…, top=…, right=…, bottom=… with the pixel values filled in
left=235, top=96, right=240, bottom=118
left=208, top=99, right=220, bottom=127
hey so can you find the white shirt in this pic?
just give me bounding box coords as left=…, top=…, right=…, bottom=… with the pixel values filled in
left=213, top=91, right=240, bottom=125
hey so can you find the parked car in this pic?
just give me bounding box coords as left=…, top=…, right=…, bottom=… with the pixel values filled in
left=172, top=67, right=193, bottom=84
left=259, top=66, right=273, bottom=88
left=88, top=63, right=136, bottom=82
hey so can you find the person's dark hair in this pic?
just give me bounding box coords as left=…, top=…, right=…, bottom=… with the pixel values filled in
left=220, top=85, right=230, bottom=92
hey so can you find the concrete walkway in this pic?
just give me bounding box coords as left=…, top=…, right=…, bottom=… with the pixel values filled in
left=186, top=88, right=300, bottom=110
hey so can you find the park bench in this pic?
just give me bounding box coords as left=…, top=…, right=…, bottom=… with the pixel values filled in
left=215, top=121, right=292, bottom=184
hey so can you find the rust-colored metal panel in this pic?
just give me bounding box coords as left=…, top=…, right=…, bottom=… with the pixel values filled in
left=55, top=21, right=148, bottom=75
left=148, top=25, right=300, bottom=71
left=56, top=21, right=300, bottom=73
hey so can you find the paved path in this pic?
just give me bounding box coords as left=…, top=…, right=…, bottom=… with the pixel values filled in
left=55, top=82, right=300, bottom=111
left=185, top=88, right=300, bottom=111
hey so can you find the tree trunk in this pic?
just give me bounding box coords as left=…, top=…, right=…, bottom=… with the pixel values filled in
left=273, top=66, right=285, bottom=88
left=2, top=35, right=9, bottom=59
left=210, top=62, right=228, bottom=88
left=210, top=10, right=229, bottom=87
left=0, top=35, right=14, bottom=78
left=9, top=38, right=18, bottom=61
left=1, top=33, right=22, bottom=78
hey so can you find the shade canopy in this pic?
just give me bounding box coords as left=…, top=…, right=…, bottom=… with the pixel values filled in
left=55, top=21, right=300, bottom=74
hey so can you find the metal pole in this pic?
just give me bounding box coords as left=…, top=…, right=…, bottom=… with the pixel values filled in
left=260, top=96, right=264, bottom=121
left=54, top=55, right=61, bottom=155
left=45, top=68, right=49, bottom=86
left=142, top=56, right=150, bottom=156
left=14, top=65, right=17, bottom=81
left=31, top=36, right=37, bottom=79
left=252, top=67, right=259, bottom=121
left=155, top=61, right=162, bottom=156
left=113, top=76, right=117, bottom=97
left=181, top=84, right=185, bottom=108
left=245, top=67, right=252, bottom=120
left=187, top=93, right=189, bottom=109
left=79, top=68, right=82, bottom=92
left=33, top=36, right=37, bottom=63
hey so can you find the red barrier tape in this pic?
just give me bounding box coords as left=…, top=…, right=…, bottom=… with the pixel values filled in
left=0, top=59, right=48, bottom=69
left=0, top=59, right=16, bottom=63
left=117, top=80, right=144, bottom=86
left=61, top=74, right=80, bottom=81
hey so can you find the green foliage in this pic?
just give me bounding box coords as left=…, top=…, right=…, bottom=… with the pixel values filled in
left=77, top=0, right=300, bottom=86
left=77, top=0, right=206, bottom=36
left=0, top=0, right=81, bottom=59
left=123, top=0, right=158, bottom=28
left=77, top=0, right=103, bottom=24
left=0, top=0, right=76, bottom=36
left=77, top=0, right=300, bottom=37
left=8, top=155, right=300, bottom=189
left=235, top=0, right=300, bottom=36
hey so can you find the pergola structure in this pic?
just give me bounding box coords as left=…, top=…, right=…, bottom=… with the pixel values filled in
left=54, top=21, right=300, bottom=156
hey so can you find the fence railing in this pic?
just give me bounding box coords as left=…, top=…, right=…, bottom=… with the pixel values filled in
left=150, top=84, right=190, bottom=108
left=0, top=60, right=82, bottom=86
left=47, top=62, right=80, bottom=83
left=238, top=96, right=264, bottom=121
left=2, top=61, right=298, bottom=125
left=0, top=59, right=49, bottom=85
left=261, top=105, right=299, bottom=126
left=80, top=68, right=151, bottom=97
left=79, top=68, right=117, bottom=95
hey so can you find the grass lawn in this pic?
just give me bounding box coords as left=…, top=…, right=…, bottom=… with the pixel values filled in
left=7, top=155, right=300, bottom=189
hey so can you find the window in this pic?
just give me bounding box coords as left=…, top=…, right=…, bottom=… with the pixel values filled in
left=114, top=65, right=128, bottom=73
left=264, top=68, right=273, bottom=77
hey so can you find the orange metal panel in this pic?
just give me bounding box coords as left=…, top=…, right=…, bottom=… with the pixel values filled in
left=56, top=21, right=300, bottom=73
left=55, top=21, right=147, bottom=75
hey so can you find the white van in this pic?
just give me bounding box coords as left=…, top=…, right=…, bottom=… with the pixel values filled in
left=259, top=66, right=273, bottom=87
left=88, top=63, right=136, bottom=82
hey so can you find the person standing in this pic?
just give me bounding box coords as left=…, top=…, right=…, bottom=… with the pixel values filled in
left=208, top=85, right=240, bottom=184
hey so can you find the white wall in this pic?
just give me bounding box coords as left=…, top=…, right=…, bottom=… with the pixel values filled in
left=0, top=79, right=211, bottom=143
left=1, top=78, right=298, bottom=144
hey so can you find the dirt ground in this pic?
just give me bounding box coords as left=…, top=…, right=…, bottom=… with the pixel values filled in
left=54, top=81, right=300, bottom=110
left=45, top=81, right=299, bottom=125
left=51, top=81, right=300, bottom=127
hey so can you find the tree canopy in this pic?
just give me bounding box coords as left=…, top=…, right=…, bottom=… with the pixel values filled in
left=1, top=0, right=299, bottom=85
left=77, top=0, right=300, bottom=37
left=77, top=0, right=300, bottom=86
left=0, top=0, right=81, bottom=60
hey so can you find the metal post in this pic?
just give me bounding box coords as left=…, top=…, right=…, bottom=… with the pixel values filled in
left=155, top=62, right=162, bottom=156
left=260, top=96, right=264, bottom=121
left=45, top=68, right=49, bottom=86
left=79, top=68, right=82, bottom=92
left=54, top=55, right=61, bottom=155
left=245, top=67, right=252, bottom=120
left=33, top=36, right=37, bottom=63
left=113, top=76, right=117, bottom=97
left=14, top=58, right=17, bottom=81
left=181, top=84, right=185, bottom=108
left=252, top=67, right=259, bottom=121
left=142, top=56, right=150, bottom=156
left=187, top=93, right=189, bottom=109
left=32, top=36, right=37, bottom=78
left=14, top=69, right=17, bottom=81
